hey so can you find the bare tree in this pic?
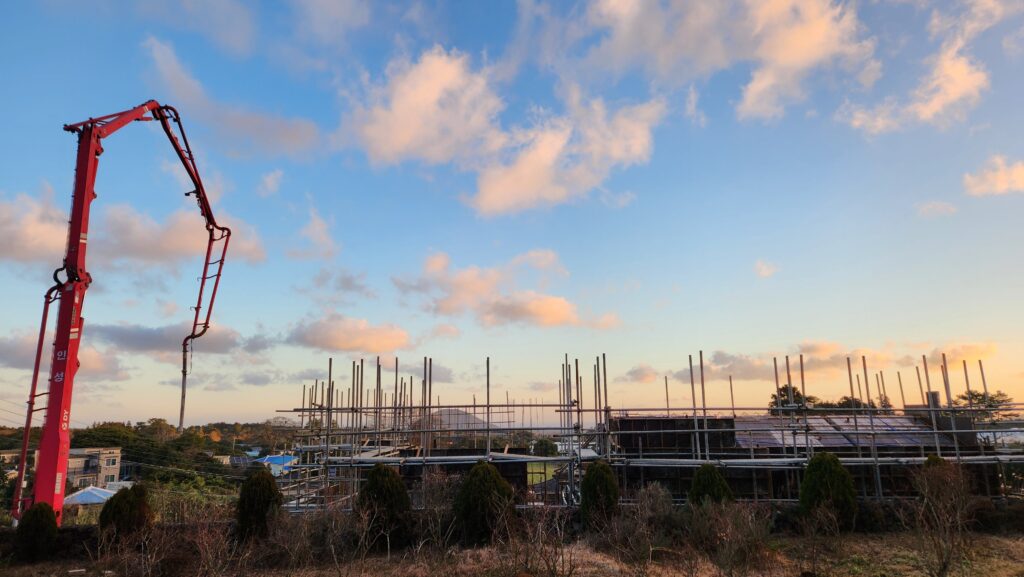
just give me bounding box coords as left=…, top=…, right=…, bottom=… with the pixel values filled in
left=415, top=468, right=459, bottom=557
left=912, top=459, right=973, bottom=577
left=603, top=483, right=676, bottom=577
left=800, top=505, right=840, bottom=577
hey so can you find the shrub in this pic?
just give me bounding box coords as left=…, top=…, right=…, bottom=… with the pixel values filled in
left=533, top=438, right=558, bottom=457
left=800, top=452, right=856, bottom=530
left=603, top=483, right=678, bottom=574
left=99, top=484, right=153, bottom=537
left=973, top=498, right=1024, bottom=534
left=707, top=503, right=771, bottom=577
left=581, top=459, right=619, bottom=528
left=689, top=464, right=733, bottom=505
left=453, top=461, right=514, bottom=545
left=416, top=467, right=459, bottom=551
left=357, top=464, right=411, bottom=552
left=16, top=502, right=58, bottom=561
left=237, top=467, right=283, bottom=540
left=854, top=499, right=912, bottom=533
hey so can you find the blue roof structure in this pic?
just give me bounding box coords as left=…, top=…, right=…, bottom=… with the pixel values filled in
left=64, top=486, right=116, bottom=506
left=254, top=455, right=297, bottom=476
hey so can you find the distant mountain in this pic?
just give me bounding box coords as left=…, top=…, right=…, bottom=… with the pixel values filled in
left=413, top=408, right=487, bottom=431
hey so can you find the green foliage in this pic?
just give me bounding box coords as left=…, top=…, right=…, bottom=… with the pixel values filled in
left=71, top=421, right=135, bottom=448
left=924, top=454, right=947, bottom=468
left=71, top=422, right=236, bottom=485
left=99, top=484, right=153, bottom=537
left=581, top=459, right=619, bottom=527
left=453, top=461, right=514, bottom=545
left=16, top=502, right=58, bottom=561
left=954, top=390, right=1017, bottom=421
left=533, top=438, right=558, bottom=457
left=236, top=467, right=282, bottom=540
left=814, top=396, right=875, bottom=414
left=769, top=385, right=821, bottom=412
left=357, top=464, right=411, bottom=541
left=689, top=463, right=733, bottom=504
left=0, top=471, right=8, bottom=509
left=800, top=452, right=857, bottom=530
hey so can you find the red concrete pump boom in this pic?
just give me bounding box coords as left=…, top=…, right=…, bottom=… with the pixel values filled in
left=10, top=101, right=230, bottom=524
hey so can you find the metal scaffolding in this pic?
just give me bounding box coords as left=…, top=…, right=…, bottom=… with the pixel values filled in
left=273, top=353, right=1024, bottom=511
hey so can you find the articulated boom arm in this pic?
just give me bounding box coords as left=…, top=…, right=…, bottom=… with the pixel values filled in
left=11, top=101, right=230, bottom=524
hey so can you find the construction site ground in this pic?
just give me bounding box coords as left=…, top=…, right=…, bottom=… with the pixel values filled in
left=4, top=532, right=1024, bottom=577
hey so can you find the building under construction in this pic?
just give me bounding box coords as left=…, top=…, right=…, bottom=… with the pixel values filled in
left=275, top=353, right=1024, bottom=510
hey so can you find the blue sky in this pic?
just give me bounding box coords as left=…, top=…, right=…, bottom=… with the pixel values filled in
left=1, top=0, right=1023, bottom=426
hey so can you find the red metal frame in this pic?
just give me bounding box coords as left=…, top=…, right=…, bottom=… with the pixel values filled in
left=11, top=101, right=231, bottom=524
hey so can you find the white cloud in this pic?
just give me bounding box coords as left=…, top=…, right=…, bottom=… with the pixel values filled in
left=91, top=322, right=243, bottom=356
left=143, top=36, right=320, bottom=157
left=754, top=259, right=778, bottom=278
left=0, top=329, right=130, bottom=382
left=964, top=155, right=1024, bottom=196
left=137, top=0, right=257, bottom=56
left=158, top=300, right=179, bottom=317
left=835, top=98, right=902, bottom=135
left=600, top=190, right=637, bottom=209
left=289, top=205, right=338, bottom=260
left=668, top=340, right=999, bottom=384
left=916, top=200, right=958, bottom=217
left=684, top=84, right=707, bottom=127
left=351, top=46, right=506, bottom=166
left=431, top=323, right=461, bottom=339
left=297, top=267, right=376, bottom=307
left=257, top=169, right=284, bottom=197
left=581, top=0, right=877, bottom=120
left=290, top=0, right=370, bottom=48
left=583, top=0, right=736, bottom=82
left=1004, top=24, right=1024, bottom=57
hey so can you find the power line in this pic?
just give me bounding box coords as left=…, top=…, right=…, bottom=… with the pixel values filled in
left=11, top=438, right=252, bottom=478
left=122, top=461, right=246, bottom=480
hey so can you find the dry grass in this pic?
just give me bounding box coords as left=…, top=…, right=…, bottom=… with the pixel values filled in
left=4, top=533, right=1023, bottom=577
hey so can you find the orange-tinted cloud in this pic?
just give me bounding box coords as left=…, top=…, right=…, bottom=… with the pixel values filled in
left=0, top=184, right=264, bottom=268
left=839, top=0, right=1019, bottom=134
left=582, top=0, right=877, bottom=120
left=0, top=330, right=128, bottom=382
left=96, top=204, right=265, bottom=265
left=287, top=205, right=337, bottom=260
left=352, top=45, right=506, bottom=166
left=754, top=259, right=778, bottom=278
left=394, top=249, right=615, bottom=329
left=0, top=183, right=69, bottom=264
left=288, top=312, right=410, bottom=354
left=471, top=88, right=665, bottom=216
left=964, top=155, right=1024, bottom=196
left=348, top=45, right=665, bottom=216
left=617, top=364, right=660, bottom=384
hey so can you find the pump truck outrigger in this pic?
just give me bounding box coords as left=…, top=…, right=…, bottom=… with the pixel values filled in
left=10, top=101, right=231, bottom=525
